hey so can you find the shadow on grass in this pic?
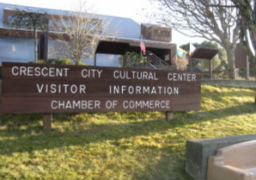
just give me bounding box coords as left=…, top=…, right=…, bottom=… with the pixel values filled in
left=0, top=102, right=255, bottom=155
left=201, top=87, right=255, bottom=105
left=0, top=118, right=173, bottom=155
left=191, top=102, right=255, bottom=121
left=134, top=155, right=191, bottom=180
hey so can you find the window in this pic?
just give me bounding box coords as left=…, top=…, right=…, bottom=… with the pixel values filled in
left=160, top=30, right=170, bottom=37
left=0, top=36, right=34, bottom=63
left=96, top=54, right=122, bottom=67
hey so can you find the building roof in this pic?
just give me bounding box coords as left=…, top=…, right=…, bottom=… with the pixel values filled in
left=0, top=3, right=141, bottom=40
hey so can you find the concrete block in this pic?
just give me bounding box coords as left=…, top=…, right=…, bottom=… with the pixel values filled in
left=186, top=135, right=256, bottom=180
left=207, top=140, right=256, bottom=180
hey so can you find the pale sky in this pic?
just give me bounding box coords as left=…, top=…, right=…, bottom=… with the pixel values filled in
left=0, top=0, right=203, bottom=46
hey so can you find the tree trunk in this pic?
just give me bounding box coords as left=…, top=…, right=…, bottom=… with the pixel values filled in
left=254, top=56, right=256, bottom=79
left=75, top=58, right=79, bottom=65
left=226, top=46, right=236, bottom=80
left=34, top=29, right=38, bottom=62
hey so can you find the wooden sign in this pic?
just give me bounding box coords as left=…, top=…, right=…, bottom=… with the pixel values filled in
left=1, top=62, right=201, bottom=113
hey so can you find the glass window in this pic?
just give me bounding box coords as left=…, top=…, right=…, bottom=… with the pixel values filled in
left=0, top=36, right=34, bottom=64
left=96, top=53, right=122, bottom=67
left=83, top=57, right=94, bottom=66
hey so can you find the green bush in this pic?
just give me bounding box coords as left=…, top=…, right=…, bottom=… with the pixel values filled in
left=33, top=59, right=87, bottom=66
left=123, top=51, right=150, bottom=68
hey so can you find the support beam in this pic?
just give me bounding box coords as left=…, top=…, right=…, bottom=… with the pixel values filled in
left=189, top=56, right=192, bottom=71
left=94, top=53, right=97, bottom=66
left=246, top=56, right=250, bottom=80
left=40, top=31, right=52, bottom=133
left=209, top=60, right=212, bottom=80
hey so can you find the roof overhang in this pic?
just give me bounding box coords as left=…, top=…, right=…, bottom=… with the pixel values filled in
left=97, top=36, right=176, bottom=54
left=191, top=48, right=218, bottom=60
left=101, top=36, right=175, bottom=49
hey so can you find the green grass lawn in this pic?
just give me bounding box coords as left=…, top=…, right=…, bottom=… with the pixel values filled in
left=0, top=85, right=256, bottom=180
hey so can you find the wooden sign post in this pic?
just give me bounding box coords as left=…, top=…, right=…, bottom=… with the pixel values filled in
left=165, top=112, right=174, bottom=121
left=1, top=62, right=201, bottom=122
left=43, top=114, right=52, bottom=132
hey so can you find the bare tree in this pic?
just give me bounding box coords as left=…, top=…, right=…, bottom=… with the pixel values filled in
left=154, top=0, right=240, bottom=79
left=231, top=0, right=255, bottom=57
left=54, top=15, right=102, bottom=65
left=231, top=0, right=256, bottom=76
left=6, top=10, right=48, bottom=61
left=50, top=2, right=110, bottom=65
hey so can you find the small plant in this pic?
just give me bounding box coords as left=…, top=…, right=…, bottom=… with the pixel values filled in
left=36, top=59, right=45, bottom=64
left=123, top=51, right=150, bottom=68
left=53, top=58, right=72, bottom=65
left=34, top=58, right=87, bottom=66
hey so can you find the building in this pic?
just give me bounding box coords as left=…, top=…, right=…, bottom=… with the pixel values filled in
left=0, top=3, right=177, bottom=68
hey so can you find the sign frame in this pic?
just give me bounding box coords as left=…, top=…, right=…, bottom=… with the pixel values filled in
left=1, top=62, right=201, bottom=114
